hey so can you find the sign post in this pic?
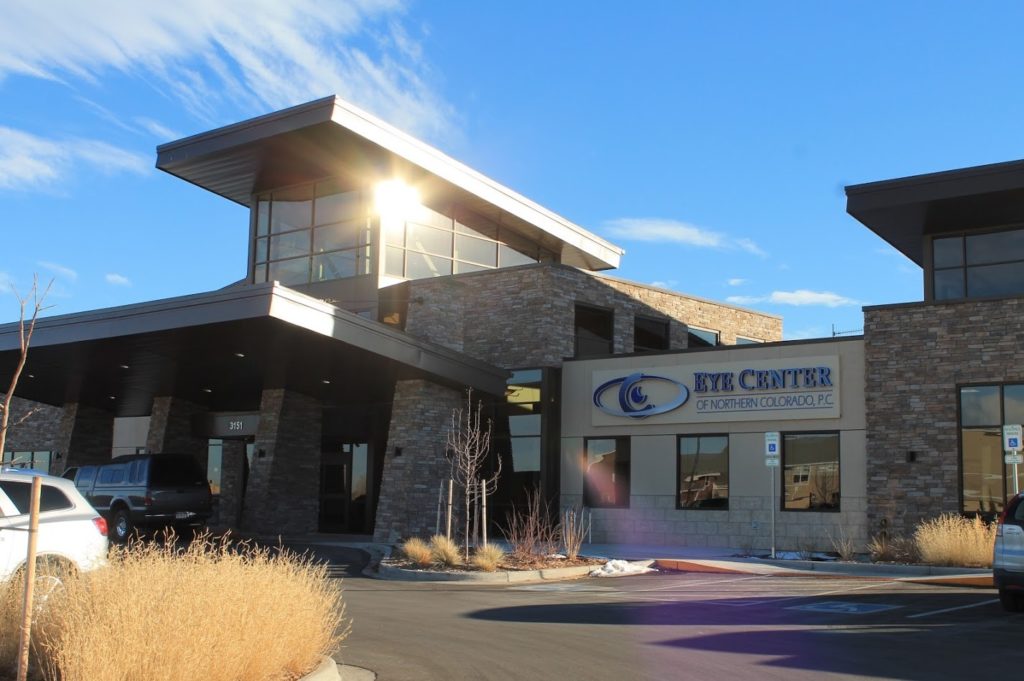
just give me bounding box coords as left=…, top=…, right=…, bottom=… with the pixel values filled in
left=765, top=432, right=781, bottom=559
left=1004, top=424, right=1023, bottom=496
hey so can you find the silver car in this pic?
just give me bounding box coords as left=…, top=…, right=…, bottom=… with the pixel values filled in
left=994, top=492, right=1024, bottom=611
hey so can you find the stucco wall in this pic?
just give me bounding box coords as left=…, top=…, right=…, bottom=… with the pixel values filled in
left=560, top=338, right=867, bottom=552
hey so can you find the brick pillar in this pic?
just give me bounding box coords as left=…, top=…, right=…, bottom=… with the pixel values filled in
left=216, top=440, right=247, bottom=530
left=55, top=403, right=114, bottom=474
left=373, top=379, right=464, bottom=542
left=241, top=389, right=321, bottom=536
left=145, top=396, right=209, bottom=471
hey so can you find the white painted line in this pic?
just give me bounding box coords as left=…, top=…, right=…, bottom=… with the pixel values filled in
left=631, top=575, right=766, bottom=592
left=906, top=599, right=999, bottom=619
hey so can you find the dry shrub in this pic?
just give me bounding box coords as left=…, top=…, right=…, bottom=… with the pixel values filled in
left=429, top=534, right=461, bottom=568
left=504, top=489, right=559, bottom=560
left=914, top=513, right=996, bottom=567
left=30, top=533, right=347, bottom=681
left=827, top=526, right=858, bottom=562
left=561, top=506, right=588, bottom=560
left=470, top=543, right=505, bottom=572
left=867, top=533, right=919, bottom=563
left=401, top=537, right=433, bottom=568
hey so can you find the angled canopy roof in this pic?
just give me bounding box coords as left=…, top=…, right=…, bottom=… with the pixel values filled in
left=846, top=159, right=1024, bottom=266
left=0, top=284, right=507, bottom=416
left=156, top=96, right=623, bottom=271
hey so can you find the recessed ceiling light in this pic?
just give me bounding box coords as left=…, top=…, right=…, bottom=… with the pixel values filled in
left=201, top=388, right=213, bottom=393
left=119, top=364, right=130, bottom=370
left=108, top=395, right=116, bottom=400
left=322, top=379, right=331, bottom=385
left=234, top=353, right=245, bottom=358
left=26, top=374, right=34, bottom=379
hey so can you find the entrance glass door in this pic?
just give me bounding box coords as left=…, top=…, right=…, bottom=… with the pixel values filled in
left=319, top=443, right=368, bottom=533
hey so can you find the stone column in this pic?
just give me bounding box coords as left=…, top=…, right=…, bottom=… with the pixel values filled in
left=216, top=440, right=247, bottom=531
left=373, top=379, right=464, bottom=543
left=145, top=396, right=209, bottom=471
left=55, top=403, right=114, bottom=474
left=241, top=388, right=321, bottom=536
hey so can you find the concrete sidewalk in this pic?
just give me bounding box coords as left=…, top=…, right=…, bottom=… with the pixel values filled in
left=283, top=536, right=993, bottom=587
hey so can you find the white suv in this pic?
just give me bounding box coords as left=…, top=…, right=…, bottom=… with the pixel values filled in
left=0, top=469, right=108, bottom=581
left=994, top=492, right=1024, bottom=611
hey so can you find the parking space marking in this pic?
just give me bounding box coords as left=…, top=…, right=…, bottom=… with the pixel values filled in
left=789, top=601, right=902, bottom=615
left=629, top=575, right=766, bottom=592
left=905, top=598, right=999, bottom=619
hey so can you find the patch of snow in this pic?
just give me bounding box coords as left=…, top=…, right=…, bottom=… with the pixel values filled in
left=589, top=559, right=656, bottom=577
left=547, top=553, right=567, bottom=560
left=763, top=551, right=836, bottom=561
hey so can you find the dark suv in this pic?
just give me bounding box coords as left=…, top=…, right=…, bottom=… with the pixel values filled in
left=68, top=454, right=212, bottom=543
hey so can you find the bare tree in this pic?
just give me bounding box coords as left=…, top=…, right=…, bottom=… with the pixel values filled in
left=0, top=276, right=52, bottom=459
left=446, top=389, right=501, bottom=561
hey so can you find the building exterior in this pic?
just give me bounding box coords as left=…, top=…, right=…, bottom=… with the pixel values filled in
left=6, top=97, right=1020, bottom=553
left=0, top=96, right=781, bottom=544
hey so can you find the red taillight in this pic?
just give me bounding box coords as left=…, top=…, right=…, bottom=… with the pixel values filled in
left=92, top=516, right=108, bottom=537
left=143, top=496, right=153, bottom=507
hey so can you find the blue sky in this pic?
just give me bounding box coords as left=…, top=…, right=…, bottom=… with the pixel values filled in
left=1, top=2, right=1022, bottom=340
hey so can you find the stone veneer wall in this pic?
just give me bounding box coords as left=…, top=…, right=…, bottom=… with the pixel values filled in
left=373, top=379, right=464, bottom=542
left=864, top=297, right=1024, bottom=537
left=401, top=263, right=782, bottom=369
left=242, top=388, right=321, bottom=535
left=145, top=396, right=209, bottom=472
left=1, top=396, right=62, bottom=453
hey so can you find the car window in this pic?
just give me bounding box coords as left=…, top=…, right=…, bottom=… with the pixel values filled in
left=0, top=481, right=74, bottom=514
left=1014, top=499, right=1024, bottom=523
left=76, top=466, right=97, bottom=488
left=149, top=456, right=206, bottom=486
left=132, top=459, right=146, bottom=484
left=61, top=467, right=78, bottom=481
left=98, top=466, right=125, bottom=485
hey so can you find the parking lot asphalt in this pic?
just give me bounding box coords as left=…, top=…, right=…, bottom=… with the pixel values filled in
left=297, top=547, right=1023, bottom=681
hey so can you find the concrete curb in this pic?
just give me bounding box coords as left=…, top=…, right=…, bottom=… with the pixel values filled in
left=299, top=656, right=339, bottom=681
left=654, top=557, right=993, bottom=585
left=373, top=559, right=656, bottom=583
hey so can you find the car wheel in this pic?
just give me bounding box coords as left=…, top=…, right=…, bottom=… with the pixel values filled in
left=112, top=508, right=133, bottom=544
left=999, top=588, right=1023, bottom=612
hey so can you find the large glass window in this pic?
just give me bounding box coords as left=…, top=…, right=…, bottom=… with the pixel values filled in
left=634, top=315, right=670, bottom=353
left=575, top=304, right=614, bottom=358
left=583, top=437, right=630, bottom=508
left=782, top=432, right=840, bottom=511
left=2, top=451, right=52, bottom=474
left=933, top=228, right=1024, bottom=300
left=383, top=203, right=553, bottom=280
left=687, top=326, right=720, bottom=347
left=254, top=181, right=371, bottom=285
left=678, top=435, right=729, bottom=509
left=961, top=384, right=1024, bottom=514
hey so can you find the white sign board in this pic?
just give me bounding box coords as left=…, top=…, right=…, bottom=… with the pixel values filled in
left=765, top=457, right=780, bottom=468
left=1006, top=454, right=1024, bottom=465
left=1004, top=424, right=1023, bottom=452
left=765, top=432, right=781, bottom=458
left=591, top=356, right=841, bottom=425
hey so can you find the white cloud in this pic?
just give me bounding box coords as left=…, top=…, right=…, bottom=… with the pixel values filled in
left=604, top=218, right=767, bottom=257
left=726, top=289, right=860, bottom=308
left=0, top=1, right=453, bottom=140
left=727, top=278, right=746, bottom=286
left=0, top=126, right=149, bottom=191
left=37, top=261, right=78, bottom=282
left=105, top=273, right=131, bottom=286
left=134, top=117, right=180, bottom=140
left=649, top=279, right=677, bottom=290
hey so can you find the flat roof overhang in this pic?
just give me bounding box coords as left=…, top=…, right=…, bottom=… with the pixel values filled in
left=156, top=96, right=623, bottom=271
left=845, top=159, right=1024, bottom=266
left=0, top=284, right=508, bottom=417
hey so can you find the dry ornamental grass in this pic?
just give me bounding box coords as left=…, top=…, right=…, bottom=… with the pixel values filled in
left=0, top=533, right=347, bottom=681
left=470, top=543, right=505, bottom=572
left=400, top=537, right=434, bottom=568
left=914, top=513, right=996, bottom=567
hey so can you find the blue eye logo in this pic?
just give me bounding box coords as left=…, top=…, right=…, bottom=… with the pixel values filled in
left=593, top=373, right=689, bottom=419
